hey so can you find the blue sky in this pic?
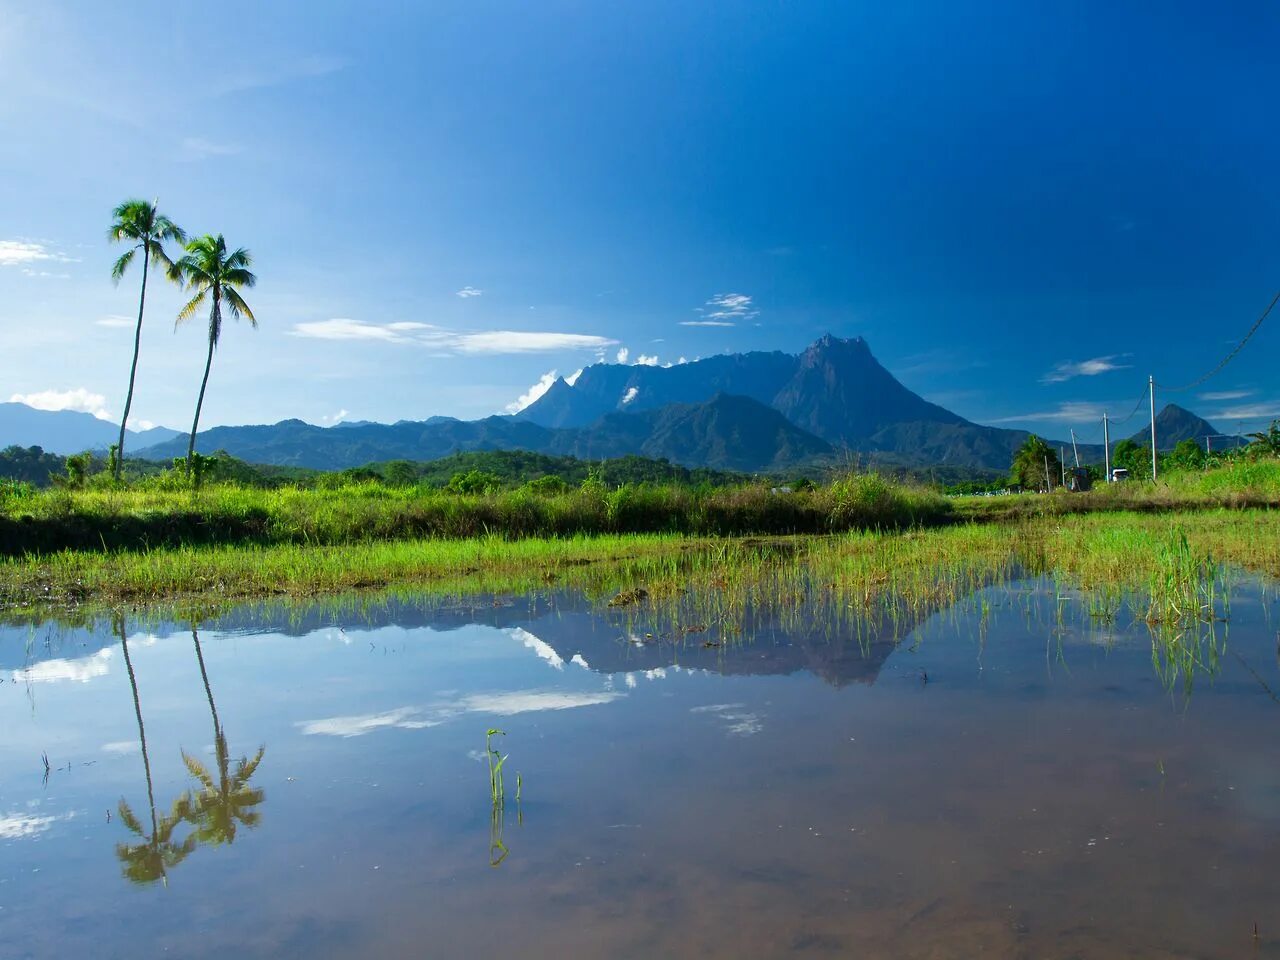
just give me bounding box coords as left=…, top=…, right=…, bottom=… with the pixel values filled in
left=1, top=1, right=1277, bottom=441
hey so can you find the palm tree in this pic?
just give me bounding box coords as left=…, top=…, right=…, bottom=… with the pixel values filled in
left=108, top=200, right=186, bottom=481
left=182, top=628, right=266, bottom=846
left=169, top=235, right=257, bottom=466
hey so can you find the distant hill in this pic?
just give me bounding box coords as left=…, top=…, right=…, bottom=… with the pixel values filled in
left=130, top=336, right=1230, bottom=476
left=1126, top=404, right=1220, bottom=449
left=136, top=394, right=830, bottom=474
left=0, top=403, right=181, bottom=455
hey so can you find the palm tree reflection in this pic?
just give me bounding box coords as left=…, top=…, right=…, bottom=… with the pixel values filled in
left=113, top=613, right=197, bottom=886
left=111, top=620, right=266, bottom=885
left=183, top=628, right=266, bottom=846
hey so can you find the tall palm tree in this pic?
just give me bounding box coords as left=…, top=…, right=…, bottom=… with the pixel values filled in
left=169, top=235, right=257, bottom=466
left=183, top=628, right=266, bottom=846
left=108, top=200, right=186, bottom=481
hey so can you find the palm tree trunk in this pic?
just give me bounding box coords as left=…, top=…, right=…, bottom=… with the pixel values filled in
left=191, top=628, right=222, bottom=742
left=187, top=300, right=219, bottom=468
left=117, top=616, right=160, bottom=855
left=115, top=247, right=149, bottom=481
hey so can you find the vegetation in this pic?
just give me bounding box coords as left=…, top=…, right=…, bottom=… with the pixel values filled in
left=1009, top=434, right=1061, bottom=491
left=170, top=234, right=258, bottom=466
left=108, top=199, right=187, bottom=480
left=0, top=471, right=950, bottom=557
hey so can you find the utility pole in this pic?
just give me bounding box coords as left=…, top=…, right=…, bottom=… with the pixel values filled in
left=1060, top=448, right=1067, bottom=486
left=1149, top=375, right=1158, bottom=481
left=1206, top=435, right=1211, bottom=456
left=1103, top=413, right=1111, bottom=482
left=1043, top=455, right=1051, bottom=493
left=1069, top=429, right=1081, bottom=468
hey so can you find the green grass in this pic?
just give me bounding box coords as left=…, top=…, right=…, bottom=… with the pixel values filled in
left=0, top=474, right=951, bottom=555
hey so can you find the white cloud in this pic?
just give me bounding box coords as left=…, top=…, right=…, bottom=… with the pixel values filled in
left=1199, top=390, right=1251, bottom=402
left=213, top=55, right=348, bottom=97
left=0, top=239, right=74, bottom=267
left=297, top=689, right=623, bottom=737
left=10, top=648, right=113, bottom=684
left=292, top=318, right=408, bottom=342
left=9, top=388, right=113, bottom=421
left=1209, top=403, right=1280, bottom=423
left=691, top=702, right=763, bottom=736
left=295, top=320, right=620, bottom=355
left=101, top=741, right=140, bottom=755
left=565, top=368, right=584, bottom=386
left=453, top=331, right=615, bottom=354
left=633, top=354, right=659, bottom=366
left=456, top=286, right=483, bottom=298
left=320, top=409, right=349, bottom=424
left=0, top=812, right=70, bottom=840
left=616, top=347, right=630, bottom=364
left=505, top=371, right=559, bottom=414
left=96, top=315, right=135, bottom=329
left=691, top=292, right=758, bottom=326
left=989, top=401, right=1109, bottom=424
left=621, top=386, right=639, bottom=405
left=177, top=137, right=242, bottom=162
left=296, top=707, right=441, bottom=738
left=1040, top=355, right=1131, bottom=384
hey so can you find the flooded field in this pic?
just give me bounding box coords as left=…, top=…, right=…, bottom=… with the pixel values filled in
left=2, top=576, right=1278, bottom=959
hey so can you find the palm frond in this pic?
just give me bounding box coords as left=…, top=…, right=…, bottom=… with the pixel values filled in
left=176, top=290, right=208, bottom=324
left=111, top=248, right=136, bottom=284
left=223, top=247, right=253, bottom=271
left=181, top=751, right=218, bottom=791
left=117, top=799, right=144, bottom=835
left=223, top=288, right=256, bottom=325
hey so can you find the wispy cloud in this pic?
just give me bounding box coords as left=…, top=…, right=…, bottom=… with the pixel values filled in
left=990, top=401, right=1109, bottom=424
left=621, top=386, right=639, bottom=405
left=505, top=371, right=560, bottom=414
left=296, top=689, right=623, bottom=738
left=688, top=292, right=758, bottom=327
left=213, top=55, right=347, bottom=97
left=1040, top=355, right=1130, bottom=384
left=456, top=286, right=483, bottom=298
left=9, top=387, right=113, bottom=420
left=1208, top=403, right=1280, bottom=423
left=177, top=136, right=242, bottom=162
left=691, top=703, right=763, bottom=737
left=95, top=315, right=135, bottom=329
left=291, top=319, right=617, bottom=355
left=1199, top=389, right=1251, bottom=402
left=0, top=812, right=73, bottom=840
left=0, top=239, right=76, bottom=270
left=10, top=648, right=113, bottom=684
left=320, top=408, right=349, bottom=424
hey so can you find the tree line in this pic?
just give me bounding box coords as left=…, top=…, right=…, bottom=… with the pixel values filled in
left=109, top=199, right=258, bottom=479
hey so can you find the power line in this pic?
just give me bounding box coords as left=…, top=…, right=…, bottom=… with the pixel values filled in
left=1156, top=289, right=1279, bottom=393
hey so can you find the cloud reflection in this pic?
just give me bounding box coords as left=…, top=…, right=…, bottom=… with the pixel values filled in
left=11, top=648, right=113, bottom=683
left=296, top=690, right=623, bottom=738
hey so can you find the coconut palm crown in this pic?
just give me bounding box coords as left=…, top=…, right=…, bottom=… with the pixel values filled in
left=169, top=234, right=257, bottom=465
left=107, top=199, right=186, bottom=480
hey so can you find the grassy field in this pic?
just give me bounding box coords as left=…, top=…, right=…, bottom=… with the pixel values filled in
left=0, top=474, right=949, bottom=555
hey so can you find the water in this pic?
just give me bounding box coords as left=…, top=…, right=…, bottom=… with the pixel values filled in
left=1, top=579, right=1278, bottom=958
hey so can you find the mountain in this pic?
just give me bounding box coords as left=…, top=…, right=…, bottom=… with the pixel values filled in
left=128, top=336, right=1227, bottom=476
left=0, top=403, right=181, bottom=455
left=521, top=334, right=1029, bottom=470
left=1126, top=404, right=1220, bottom=449
left=136, top=394, right=830, bottom=473
left=518, top=351, right=797, bottom=427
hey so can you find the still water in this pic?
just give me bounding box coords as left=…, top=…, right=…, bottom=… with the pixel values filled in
left=1, top=579, right=1278, bottom=959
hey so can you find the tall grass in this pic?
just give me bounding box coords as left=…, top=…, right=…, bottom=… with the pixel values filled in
left=0, top=475, right=950, bottom=556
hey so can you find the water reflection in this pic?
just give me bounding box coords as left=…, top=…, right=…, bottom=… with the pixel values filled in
left=111, top=617, right=266, bottom=885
